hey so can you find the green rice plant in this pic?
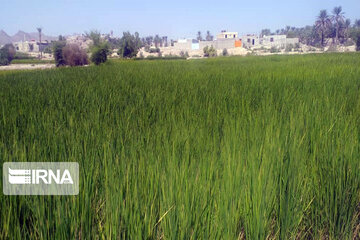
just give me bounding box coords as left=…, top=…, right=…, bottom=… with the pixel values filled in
left=0, top=53, right=360, bottom=239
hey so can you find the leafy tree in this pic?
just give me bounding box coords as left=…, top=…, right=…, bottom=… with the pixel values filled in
left=58, top=35, right=66, bottom=41
left=91, top=42, right=110, bottom=65
left=315, top=10, right=332, bottom=46
left=86, top=30, right=101, bottom=47
left=203, top=46, right=217, bottom=57
left=62, top=44, right=89, bottom=66
left=0, top=44, right=16, bottom=66
left=53, top=41, right=66, bottom=67
left=85, top=30, right=112, bottom=64
left=260, top=29, right=272, bottom=37
left=332, top=6, right=345, bottom=44
left=118, top=32, right=142, bottom=58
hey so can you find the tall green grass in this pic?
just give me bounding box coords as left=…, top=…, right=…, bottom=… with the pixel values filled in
left=1, top=53, right=360, bottom=239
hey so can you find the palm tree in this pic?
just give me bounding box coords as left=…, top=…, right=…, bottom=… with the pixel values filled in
left=343, top=19, right=351, bottom=40
left=197, top=31, right=202, bottom=41
left=332, top=6, right=345, bottom=44
left=315, top=10, right=332, bottom=46
left=37, top=27, right=42, bottom=58
left=206, top=31, right=213, bottom=41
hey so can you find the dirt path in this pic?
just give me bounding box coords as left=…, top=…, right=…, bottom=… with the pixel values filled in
left=0, top=64, right=56, bottom=71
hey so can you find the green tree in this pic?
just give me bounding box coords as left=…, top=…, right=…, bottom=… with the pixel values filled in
left=0, top=44, right=16, bottom=66
left=203, top=46, right=217, bottom=57
left=118, top=32, right=142, bottom=58
left=86, top=30, right=101, bottom=47
left=260, top=29, right=271, bottom=37
left=315, top=10, right=332, bottom=46
left=91, top=42, right=110, bottom=65
left=53, top=41, right=66, bottom=67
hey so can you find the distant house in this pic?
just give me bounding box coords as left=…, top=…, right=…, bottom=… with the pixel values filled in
left=261, top=35, right=299, bottom=48
left=241, top=35, right=260, bottom=48
left=241, top=34, right=299, bottom=48
left=13, top=40, right=49, bottom=52
left=217, top=31, right=238, bottom=39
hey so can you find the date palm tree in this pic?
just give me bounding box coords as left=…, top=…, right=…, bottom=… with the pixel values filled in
left=332, top=6, right=345, bottom=44
left=315, top=10, right=332, bottom=47
left=37, top=27, right=42, bottom=58
left=343, top=19, right=351, bottom=40
left=197, top=31, right=202, bottom=41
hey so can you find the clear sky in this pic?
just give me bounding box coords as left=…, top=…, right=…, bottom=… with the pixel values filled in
left=1, top=0, right=359, bottom=39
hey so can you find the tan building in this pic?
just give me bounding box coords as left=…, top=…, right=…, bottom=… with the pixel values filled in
left=216, top=31, right=238, bottom=39
left=13, top=40, right=48, bottom=52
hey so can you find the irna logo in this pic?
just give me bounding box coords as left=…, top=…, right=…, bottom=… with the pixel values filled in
left=8, top=168, right=74, bottom=185
left=3, top=162, right=79, bottom=195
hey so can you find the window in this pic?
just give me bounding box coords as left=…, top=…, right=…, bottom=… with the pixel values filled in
left=270, top=38, right=274, bottom=42
left=233, top=35, right=236, bottom=38
left=225, top=34, right=227, bottom=38
left=247, top=39, right=251, bottom=43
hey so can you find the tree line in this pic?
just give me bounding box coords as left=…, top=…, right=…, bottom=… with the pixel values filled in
left=261, top=6, right=360, bottom=49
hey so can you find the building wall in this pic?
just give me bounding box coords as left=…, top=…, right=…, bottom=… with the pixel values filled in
left=241, top=36, right=260, bottom=48
left=215, top=39, right=236, bottom=49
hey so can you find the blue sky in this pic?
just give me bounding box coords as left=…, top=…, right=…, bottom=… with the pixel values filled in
left=1, top=0, right=359, bottom=39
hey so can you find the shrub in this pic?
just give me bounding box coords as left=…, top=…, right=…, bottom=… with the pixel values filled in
left=203, top=46, right=217, bottom=57
left=285, top=44, right=293, bottom=52
left=180, top=51, right=189, bottom=58
left=0, top=44, right=16, bottom=66
left=62, top=44, right=89, bottom=66
left=13, top=52, right=34, bottom=60
left=149, top=48, right=160, bottom=53
left=91, top=43, right=110, bottom=65
left=270, top=46, right=279, bottom=53
left=357, top=35, right=360, bottom=51
left=222, top=48, right=229, bottom=56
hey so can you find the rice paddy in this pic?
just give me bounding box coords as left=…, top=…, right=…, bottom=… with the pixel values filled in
left=1, top=53, right=360, bottom=239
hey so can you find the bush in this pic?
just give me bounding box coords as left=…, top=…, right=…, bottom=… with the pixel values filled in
left=357, top=35, right=360, bottom=51
left=180, top=51, right=189, bottom=58
left=13, top=52, right=34, bottom=60
left=285, top=44, right=293, bottom=52
left=149, top=48, right=160, bottom=53
left=91, top=43, right=110, bottom=65
left=0, top=44, right=16, bottom=66
left=203, top=46, right=217, bottom=57
left=53, top=41, right=66, bottom=67
left=270, top=46, right=279, bottom=53
left=62, top=44, right=88, bottom=66
left=222, top=48, right=228, bottom=56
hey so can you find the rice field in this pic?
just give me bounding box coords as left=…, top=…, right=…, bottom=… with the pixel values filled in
left=1, top=53, right=360, bottom=239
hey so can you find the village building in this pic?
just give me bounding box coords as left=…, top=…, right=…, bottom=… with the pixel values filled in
left=13, top=40, right=49, bottom=52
